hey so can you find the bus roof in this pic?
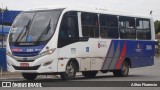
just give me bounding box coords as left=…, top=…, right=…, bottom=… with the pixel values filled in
left=31, top=5, right=152, bottom=19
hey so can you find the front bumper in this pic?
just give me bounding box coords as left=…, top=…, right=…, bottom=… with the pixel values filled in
left=7, top=54, right=58, bottom=73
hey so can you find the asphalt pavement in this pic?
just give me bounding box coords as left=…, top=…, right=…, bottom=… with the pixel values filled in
left=0, top=57, right=160, bottom=90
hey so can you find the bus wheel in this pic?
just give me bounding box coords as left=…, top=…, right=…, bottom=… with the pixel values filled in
left=60, top=61, right=76, bottom=80
left=113, top=61, right=129, bottom=77
left=82, top=71, right=98, bottom=78
left=22, top=73, right=37, bottom=80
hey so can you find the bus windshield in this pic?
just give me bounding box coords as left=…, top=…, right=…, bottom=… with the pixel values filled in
left=9, top=9, right=62, bottom=44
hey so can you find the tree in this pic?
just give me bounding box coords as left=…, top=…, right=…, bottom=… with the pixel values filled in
left=5, top=7, right=9, bottom=11
left=154, top=20, right=160, bottom=34
left=0, top=7, right=9, bottom=12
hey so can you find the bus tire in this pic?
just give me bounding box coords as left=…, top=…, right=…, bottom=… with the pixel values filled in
left=82, top=71, right=98, bottom=78
left=113, top=60, right=129, bottom=77
left=60, top=61, right=76, bottom=80
left=22, top=73, right=37, bottom=80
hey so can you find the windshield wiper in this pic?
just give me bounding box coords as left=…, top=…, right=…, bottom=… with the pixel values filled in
left=15, top=20, right=31, bottom=42
left=35, top=19, right=51, bottom=43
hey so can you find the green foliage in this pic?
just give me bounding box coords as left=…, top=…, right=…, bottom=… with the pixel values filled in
left=0, top=7, right=9, bottom=12
left=154, top=20, right=160, bottom=34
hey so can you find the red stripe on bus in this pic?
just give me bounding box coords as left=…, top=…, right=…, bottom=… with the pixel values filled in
left=116, top=42, right=126, bottom=69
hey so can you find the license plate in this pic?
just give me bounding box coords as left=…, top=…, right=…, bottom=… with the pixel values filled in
left=20, top=63, right=29, bottom=67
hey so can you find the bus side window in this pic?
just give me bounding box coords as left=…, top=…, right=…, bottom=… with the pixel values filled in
left=58, top=11, right=79, bottom=48
left=81, top=12, right=99, bottom=38
left=99, top=14, right=118, bottom=39
left=119, top=16, right=136, bottom=39
left=136, top=19, right=151, bottom=40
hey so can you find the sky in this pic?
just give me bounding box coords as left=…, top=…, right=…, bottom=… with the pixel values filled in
left=0, top=0, right=160, bottom=20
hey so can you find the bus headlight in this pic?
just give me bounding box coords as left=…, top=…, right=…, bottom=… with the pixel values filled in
left=39, top=48, right=56, bottom=57
left=47, top=49, right=54, bottom=55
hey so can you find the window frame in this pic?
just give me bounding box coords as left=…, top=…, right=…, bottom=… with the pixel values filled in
left=78, top=11, right=152, bottom=40
left=119, top=16, right=136, bottom=39
left=99, top=14, right=119, bottom=39
left=81, top=12, right=99, bottom=38
left=136, top=18, right=151, bottom=40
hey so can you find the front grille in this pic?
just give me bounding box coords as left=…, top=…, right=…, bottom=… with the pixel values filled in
left=16, top=60, right=34, bottom=62
left=12, top=65, right=40, bottom=70
left=12, top=52, right=39, bottom=57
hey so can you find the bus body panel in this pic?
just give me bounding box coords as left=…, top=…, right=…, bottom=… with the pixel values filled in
left=57, top=39, right=154, bottom=71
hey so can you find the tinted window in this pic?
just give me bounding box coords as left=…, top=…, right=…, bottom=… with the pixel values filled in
left=136, top=19, right=151, bottom=40
left=119, top=16, right=136, bottom=39
left=58, top=11, right=79, bottom=48
left=59, top=12, right=79, bottom=38
left=99, top=14, right=118, bottom=38
left=29, top=11, right=60, bottom=41
left=11, top=13, right=35, bottom=42
left=81, top=13, right=99, bottom=38
left=10, top=10, right=62, bottom=43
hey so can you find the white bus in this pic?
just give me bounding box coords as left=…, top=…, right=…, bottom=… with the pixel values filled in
left=6, top=6, right=155, bottom=80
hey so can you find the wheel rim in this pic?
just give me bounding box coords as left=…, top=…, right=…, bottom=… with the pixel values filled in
left=66, top=62, right=75, bottom=78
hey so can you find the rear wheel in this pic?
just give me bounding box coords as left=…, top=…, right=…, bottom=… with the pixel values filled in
left=113, top=61, right=129, bottom=77
left=60, top=61, right=76, bottom=80
left=82, top=71, right=98, bottom=78
left=22, top=73, right=37, bottom=80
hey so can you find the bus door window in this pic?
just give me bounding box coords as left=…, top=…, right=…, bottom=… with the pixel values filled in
left=67, top=17, right=76, bottom=37
left=58, top=11, right=79, bottom=48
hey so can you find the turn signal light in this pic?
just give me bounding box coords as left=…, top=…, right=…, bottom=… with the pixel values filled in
left=43, top=61, right=53, bottom=66
left=6, top=51, right=11, bottom=55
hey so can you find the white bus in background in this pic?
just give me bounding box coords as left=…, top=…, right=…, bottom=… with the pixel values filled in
left=6, top=6, right=155, bottom=80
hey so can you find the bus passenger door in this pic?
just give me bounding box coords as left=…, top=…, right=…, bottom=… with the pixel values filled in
left=58, top=11, right=79, bottom=48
